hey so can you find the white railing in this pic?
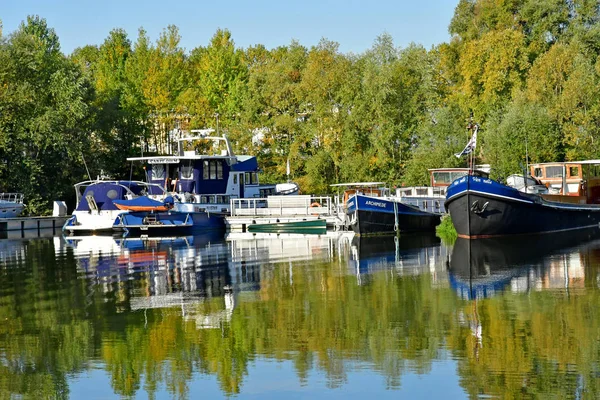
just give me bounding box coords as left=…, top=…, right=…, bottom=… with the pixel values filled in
left=230, top=195, right=333, bottom=216
left=0, top=193, right=24, bottom=204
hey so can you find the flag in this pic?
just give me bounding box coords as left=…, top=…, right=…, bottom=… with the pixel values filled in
left=455, top=125, right=478, bottom=158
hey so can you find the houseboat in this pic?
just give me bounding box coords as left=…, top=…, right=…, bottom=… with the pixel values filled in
left=334, top=182, right=441, bottom=235
left=445, top=172, right=600, bottom=239
left=528, top=160, right=600, bottom=204
left=128, top=129, right=299, bottom=216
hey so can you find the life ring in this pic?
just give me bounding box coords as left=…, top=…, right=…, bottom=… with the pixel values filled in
left=310, top=202, right=321, bottom=216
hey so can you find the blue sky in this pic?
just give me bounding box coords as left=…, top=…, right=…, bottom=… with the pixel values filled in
left=3, top=0, right=458, bottom=55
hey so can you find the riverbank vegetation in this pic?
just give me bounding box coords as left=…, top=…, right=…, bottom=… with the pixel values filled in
left=2, top=1, right=600, bottom=213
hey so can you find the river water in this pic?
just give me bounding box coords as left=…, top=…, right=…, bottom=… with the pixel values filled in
left=1, top=229, right=600, bottom=399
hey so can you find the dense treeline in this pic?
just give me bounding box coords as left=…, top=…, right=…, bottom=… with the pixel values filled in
left=1, top=1, right=600, bottom=213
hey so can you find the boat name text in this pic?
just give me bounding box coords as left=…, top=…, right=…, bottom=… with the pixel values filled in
left=365, top=200, right=387, bottom=208
left=148, top=158, right=180, bottom=164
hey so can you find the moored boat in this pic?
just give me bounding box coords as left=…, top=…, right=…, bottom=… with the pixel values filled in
left=113, top=210, right=225, bottom=237
left=128, top=129, right=299, bottom=215
left=62, top=179, right=167, bottom=234
left=247, top=218, right=326, bottom=234
left=445, top=174, right=600, bottom=239
left=0, top=193, right=25, bottom=218
left=346, top=192, right=441, bottom=235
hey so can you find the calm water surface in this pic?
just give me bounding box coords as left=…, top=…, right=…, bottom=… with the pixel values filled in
left=1, top=229, right=600, bottom=399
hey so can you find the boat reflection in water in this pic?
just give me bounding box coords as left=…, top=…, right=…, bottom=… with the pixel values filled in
left=348, top=233, right=450, bottom=285
left=58, top=231, right=356, bottom=321
left=449, top=227, right=600, bottom=299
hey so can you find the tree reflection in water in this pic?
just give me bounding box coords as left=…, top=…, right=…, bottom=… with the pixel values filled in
left=1, top=230, right=600, bottom=398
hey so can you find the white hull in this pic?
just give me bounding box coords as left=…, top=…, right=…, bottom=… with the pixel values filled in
left=0, top=202, right=24, bottom=218
left=63, top=210, right=126, bottom=233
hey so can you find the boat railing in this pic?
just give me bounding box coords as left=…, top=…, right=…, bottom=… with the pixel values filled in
left=230, top=195, right=333, bottom=216
left=395, top=186, right=446, bottom=197
left=0, top=193, right=24, bottom=204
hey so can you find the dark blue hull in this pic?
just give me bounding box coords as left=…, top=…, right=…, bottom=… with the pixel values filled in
left=114, top=211, right=225, bottom=236
left=445, top=175, right=600, bottom=239
left=347, top=194, right=441, bottom=235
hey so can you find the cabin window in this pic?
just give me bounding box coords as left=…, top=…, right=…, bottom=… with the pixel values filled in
left=546, top=166, right=563, bottom=178
left=233, top=174, right=237, bottom=184
left=200, top=196, right=208, bottom=203
left=181, top=163, right=194, bottom=180
left=202, top=160, right=223, bottom=180
left=432, top=172, right=451, bottom=184
left=106, top=189, right=118, bottom=199
left=534, top=167, right=543, bottom=178
left=416, top=188, right=428, bottom=196
left=243, top=172, right=258, bottom=184
left=152, top=164, right=166, bottom=180
left=569, top=166, right=579, bottom=178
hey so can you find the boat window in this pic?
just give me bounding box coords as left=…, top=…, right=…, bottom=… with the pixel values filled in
left=534, top=167, right=543, bottom=178
left=181, top=162, right=194, bottom=179
left=245, top=172, right=251, bottom=185
left=416, top=188, right=428, bottom=196
left=203, top=161, right=209, bottom=180
left=203, top=160, right=222, bottom=180
left=546, top=166, right=563, bottom=178
left=200, top=196, right=208, bottom=203
left=233, top=174, right=237, bottom=184
left=253, top=172, right=258, bottom=184
left=569, top=166, right=579, bottom=178
left=432, top=172, right=451, bottom=184
left=152, top=164, right=166, bottom=180
left=106, top=189, right=118, bottom=199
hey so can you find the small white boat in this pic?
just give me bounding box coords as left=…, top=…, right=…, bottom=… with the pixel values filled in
left=62, top=179, right=167, bottom=234
left=0, top=193, right=25, bottom=218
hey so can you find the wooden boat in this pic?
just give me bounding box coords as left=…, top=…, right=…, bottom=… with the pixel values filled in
left=445, top=174, right=600, bottom=239
left=247, top=219, right=326, bottom=234
left=528, top=160, right=600, bottom=204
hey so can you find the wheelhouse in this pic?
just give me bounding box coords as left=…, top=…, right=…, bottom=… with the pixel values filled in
left=529, top=160, right=600, bottom=203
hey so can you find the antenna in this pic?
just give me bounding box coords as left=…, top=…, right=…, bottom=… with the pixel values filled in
left=81, top=152, right=92, bottom=181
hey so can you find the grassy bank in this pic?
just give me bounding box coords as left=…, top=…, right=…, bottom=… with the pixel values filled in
left=436, top=214, right=457, bottom=245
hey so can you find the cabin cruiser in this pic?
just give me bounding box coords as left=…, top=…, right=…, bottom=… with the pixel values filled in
left=128, top=129, right=299, bottom=216
left=0, top=193, right=25, bottom=218
left=62, top=179, right=167, bottom=234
